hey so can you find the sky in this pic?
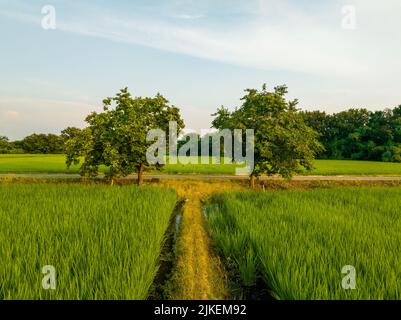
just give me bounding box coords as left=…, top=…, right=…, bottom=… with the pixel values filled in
left=1, top=0, right=401, bottom=140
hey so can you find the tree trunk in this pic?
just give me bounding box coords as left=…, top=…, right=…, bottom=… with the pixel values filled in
left=109, top=168, right=115, bottom=186
left=137, top=163, right=144, bottom=185
left=250, top=175, right=256, bottom=189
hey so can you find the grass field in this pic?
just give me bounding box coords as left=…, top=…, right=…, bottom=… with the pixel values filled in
left=206, top=188, right=401, bottom=299
left=0, top=184, right=177, bottom=299
left=1, top=154, right=401, bottom=176
left=304, top=159, right=401, bottom=176
left=0, top=154, right=238, bottom=175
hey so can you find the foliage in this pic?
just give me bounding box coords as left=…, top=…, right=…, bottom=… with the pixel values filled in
left=1, top=134, right=65, bottom=155
left=206, top=188, right=401, bottom=299
left=301, top=106, right=401, bottom=162
left=212, top=85, right=323, bottom=180
left=0, top=136, right=11, bottom=154
left=16, top=133, right=64, bottom=154
left=0, top=184, right=177, bottom=299
left=60, top=127, right=82, bottom=144
left=65, top=88, right=184, bottom=183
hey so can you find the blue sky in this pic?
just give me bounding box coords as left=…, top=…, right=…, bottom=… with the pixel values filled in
left=1, top=0, right=401, bottom=140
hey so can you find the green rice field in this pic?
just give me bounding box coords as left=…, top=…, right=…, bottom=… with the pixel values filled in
left=0, top=184, right=177, bottom=299
left=1, top=154, right=401, bottom=176
left=206, top=188, right=401, bottom=299
left=0, top=154, right=238, bottom=175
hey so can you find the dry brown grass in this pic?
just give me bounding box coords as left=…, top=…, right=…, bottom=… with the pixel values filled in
left=259, top=179, right=401, bottom=190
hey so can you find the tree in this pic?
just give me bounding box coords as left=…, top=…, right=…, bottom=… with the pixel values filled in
left=0, top=136, right=11, bottom=154
left=61, top=127, right=82, bottom=142
left=212, top=84, right=323, bottom=187
left=300, top=110, right=335, bottom=158
left=65, top=88, right=184, bottom=184
left=20, top=133, right=63, bottom=154
left=61, top=127, right=82, bottom=153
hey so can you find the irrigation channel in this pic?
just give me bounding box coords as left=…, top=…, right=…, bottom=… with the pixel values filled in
left=149, top=198, right=185, bottom=299
left=149, top=180, right=233, bottom=299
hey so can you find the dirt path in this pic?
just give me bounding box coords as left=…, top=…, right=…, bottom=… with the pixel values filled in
left=2, top=173, right=401, bottom=181
left=160, top=180, right=245, bottom=300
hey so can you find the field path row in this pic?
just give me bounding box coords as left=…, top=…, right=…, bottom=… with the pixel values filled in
left=161, top=180, right=245, bottom=300
left=2, top=173, right=401, bottom=181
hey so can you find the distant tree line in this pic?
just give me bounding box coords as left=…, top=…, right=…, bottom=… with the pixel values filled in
left=0, top=130, right=210, bottom=155
left=0, top=129, right=78, bottom=154
left=2, top=97, right=401, bottom=166
left=300, top=106, right=401, bottom=162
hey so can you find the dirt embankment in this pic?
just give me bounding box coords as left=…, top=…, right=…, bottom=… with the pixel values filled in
left=161, top=180, right=245, bottom=300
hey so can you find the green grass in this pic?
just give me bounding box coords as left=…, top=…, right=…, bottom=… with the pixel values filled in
left=1, top=154, right=401, bottom=176
left=0, top=184, right=177, bottom=299
left=302, top=159, right=401, bottom=176
left=0, top=154, right=239, bottom=175
left=0, top=154, right=82, bottom=174
left=206, top=188, right=401, bottom=300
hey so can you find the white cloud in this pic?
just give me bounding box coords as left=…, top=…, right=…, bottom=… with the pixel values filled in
left=171, top=13, right=205, bottom=20
left=0, top=8, right=39, bottom=25
left=1, top=0, right=401, bottom=80
left=53, top=12, right=357, bottom=77
left=1, top=0, right=400, bottom=123
left=59, top=1, right=401, bottom=80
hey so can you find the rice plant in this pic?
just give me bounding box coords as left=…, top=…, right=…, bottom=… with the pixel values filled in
left=2, top=154, right=401, bottom=176
left=0, top=184, right=177, bottom=300
left=206, top=188, right=401, bottom=300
